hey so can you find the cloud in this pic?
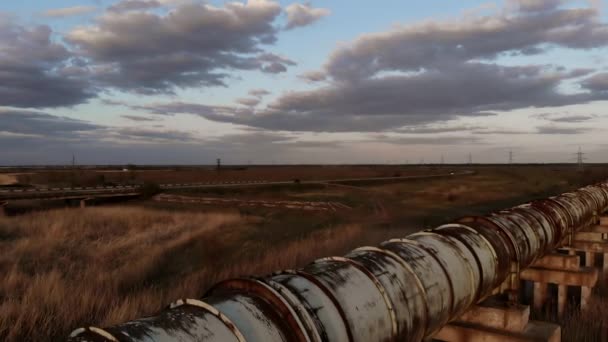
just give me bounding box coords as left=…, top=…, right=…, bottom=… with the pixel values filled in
left=236, top=97, right=262, bottom=107
left=132, top=62, right=607, bottom=132
left=373, top=134, right=481, bottom=145
left=0, top=109, right=341, bottom=164
left=107, top=0, right=162, bottom=12
left=298, top=70, right=327, bottom=82
left=159, top=0, right=607, bottom=133
left=536, top=125, right=590, bottom=134
left=506, top=0, right=565, bottom=13
left=324, top=3, right=608, bottom=81
left=537, top=113, right=597, bottom=123
left=397, top=125, right=484, bottom=134
left=112, top=127, right=198, bottom=142
left=43, top=6, right=97, bottom=18
left=285, top=3, right=330, bottom=30
left=0, top=20, right=94, bottom=108
left=582, top=72, right=608, bottom=91
left=121, top=115, right=160, bottom=122
left=0, top=109, right=101, bottom=137
left=248, top=88, right=271, bottom=98
left=473, top=129, right=532, bottom=135
left=0, top=108, right=201, bottom=145
left=66, top=0, right=294, bottom=94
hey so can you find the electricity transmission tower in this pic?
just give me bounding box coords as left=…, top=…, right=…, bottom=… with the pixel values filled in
left=576, top=147, right=586, bottom=170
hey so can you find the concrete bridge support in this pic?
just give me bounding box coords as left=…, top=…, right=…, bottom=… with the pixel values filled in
left=433, top=299, right=560, bottom=342
left=79, top=198, right=93, bottom=208
left=521, top=253, right=598, bottom=317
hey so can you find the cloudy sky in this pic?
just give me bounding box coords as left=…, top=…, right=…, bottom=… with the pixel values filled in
left=1, top=0, right=608, bottom=165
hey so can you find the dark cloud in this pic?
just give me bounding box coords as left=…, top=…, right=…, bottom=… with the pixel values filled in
left=211, top=131, right=294, bottom=146
left=107, top=0, right=161, bottom=12
left=473, top=129, right=532, bottom=135
left=285, top=3, right=330, bottom=30
left=0, top=20, right=94, bottom=108
left=542, top=114, right=596, bottom=123
left=66, top=1, right=295, bottom=94
left=536, top=125, right=589, bottom=134
left=0, top=109, right=101, bottom=137
left=397, top=125, right=484, bottom=134
left=0, top=108, right=198, bottom=145
left=236, top=97, right=262, bottom=107
left=582, top=73, right=608, bottom=91
left=112, top=127, right=198, bottom=142
left=134, top=62, right=607, bottom=132
left=373, top=134, right=481, bottom=145
left=0, top=109, right=343, bottom=164
left=121, top=114, right=160, bottom=122
left=248, top=88, right=271, bottom=98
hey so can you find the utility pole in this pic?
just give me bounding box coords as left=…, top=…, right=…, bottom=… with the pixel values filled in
left=509, top=150, right=514, bottom=165
left=216, top=158, right=221, bottom=171
left=72, top=154, right=76, bottom=167
left=440, top=155, right=445, bottom=165
left=468, top=153, right=473, bottom=165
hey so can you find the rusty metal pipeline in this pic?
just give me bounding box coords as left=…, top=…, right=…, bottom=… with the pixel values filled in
left=68, top=181, right=608, bottom=342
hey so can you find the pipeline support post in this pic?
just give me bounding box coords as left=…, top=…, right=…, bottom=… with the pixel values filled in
left=521, top=253, right=598, bottom=318
left=573, top=229, right=608, bottom=283
left=433, top=298, right=561, bottom=342
left=533, top=282, right=548, bottom=312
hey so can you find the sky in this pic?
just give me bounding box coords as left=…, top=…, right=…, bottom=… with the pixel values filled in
left=1, top=0, right=608, bottom=165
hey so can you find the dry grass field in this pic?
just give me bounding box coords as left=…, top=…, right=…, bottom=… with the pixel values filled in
left=0, top=207, right=396, bottom=342
left=2, top=165, right=608, bottom=341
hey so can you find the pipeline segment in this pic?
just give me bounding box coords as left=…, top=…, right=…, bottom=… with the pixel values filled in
left=69, top=181, right=608, bottom=342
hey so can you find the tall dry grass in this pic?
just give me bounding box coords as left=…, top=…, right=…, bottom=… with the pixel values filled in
left=0, top=207, right=385, bottom=341
left=559, top=296, right=608, bottom=342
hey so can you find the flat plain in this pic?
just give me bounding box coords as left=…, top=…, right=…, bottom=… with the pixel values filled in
left=1, top=164, right=608, bottom=341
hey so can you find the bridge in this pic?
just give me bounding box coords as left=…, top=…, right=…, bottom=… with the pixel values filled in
left=68, top=181, right=608, bottom=341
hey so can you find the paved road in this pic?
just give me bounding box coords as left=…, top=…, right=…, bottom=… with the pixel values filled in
left=0, top=170, right=473, bottom=201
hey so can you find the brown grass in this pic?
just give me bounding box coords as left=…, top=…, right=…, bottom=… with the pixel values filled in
left=559, top=295, right=608, bottom=342
left=0, top=207, right=389, bottom=342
